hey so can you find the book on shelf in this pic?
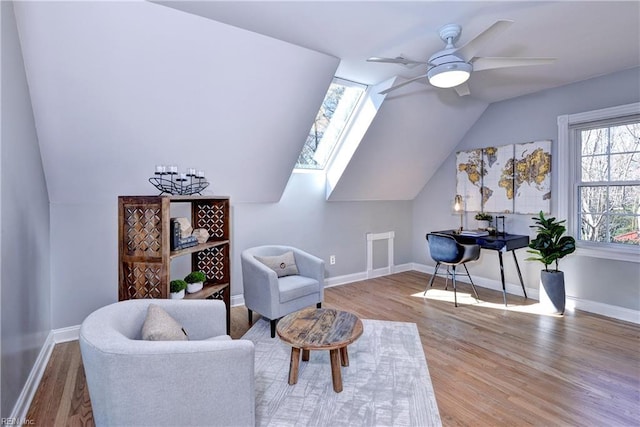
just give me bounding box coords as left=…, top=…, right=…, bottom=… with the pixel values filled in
left=460, top=229, right=490, bottom=237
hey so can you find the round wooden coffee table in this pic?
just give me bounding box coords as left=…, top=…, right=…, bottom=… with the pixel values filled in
left=276, top=308, right=363, bottom=393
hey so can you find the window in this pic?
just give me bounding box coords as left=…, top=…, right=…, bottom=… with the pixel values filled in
left=577, top=119, right=640, bottom=245
left=558, top=103, right=640, bottom=262
left=295, top=78, right=366, bottom=170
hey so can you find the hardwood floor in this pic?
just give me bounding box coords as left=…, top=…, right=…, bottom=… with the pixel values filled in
left=26, top=271, right=640, bottom=426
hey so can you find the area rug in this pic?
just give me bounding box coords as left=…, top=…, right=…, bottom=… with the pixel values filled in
left=242, top=318, right=442, bottom=426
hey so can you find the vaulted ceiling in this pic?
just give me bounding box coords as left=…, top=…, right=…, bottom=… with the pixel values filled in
left=13, top=1, right=640, bottom=203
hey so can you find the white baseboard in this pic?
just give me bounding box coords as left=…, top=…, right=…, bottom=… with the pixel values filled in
left=325, top=271, right=368, bottom=287
left=325, top=263, right=414, bottom=287
left=11, top=263, right=638, bottom=421
left=411, top=262, right=638, bottom=324
left=567, top=296, right=640, bottom=324
left=9, top=331, right=55, bottom=424
left=54, top=325, right=81, bottom=343
left=237, top=263, right=638, bottom=325
left=411, top=262, right=539, bottom=300
left=231, top=294, right=245, bottom=307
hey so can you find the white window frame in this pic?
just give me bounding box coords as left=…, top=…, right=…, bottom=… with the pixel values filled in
left=294, top=77, right=367, bottom=172
left=557, top=102, right=640, bottom=263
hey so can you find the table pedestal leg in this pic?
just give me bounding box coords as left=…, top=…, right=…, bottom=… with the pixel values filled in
left=512, top=250, right=528, bottom=298
left=340, top=346, right=349, bottom=367
left=288, top=347, right=301, bottom=385
left=329, top=349, right=343, bottom=392
left=498, top=251, right=507, bottom=306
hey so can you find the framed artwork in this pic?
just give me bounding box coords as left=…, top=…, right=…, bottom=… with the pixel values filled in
left=481, top=145, right=515, bottom=213
left=513, top=140, right=552, bottom=214
left=456, top=140, right=551, bottom=214
left=455, top=149, right=483, bottom=211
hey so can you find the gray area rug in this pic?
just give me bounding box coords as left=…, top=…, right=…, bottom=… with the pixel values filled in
left=242, top=318, right=442, bottom=426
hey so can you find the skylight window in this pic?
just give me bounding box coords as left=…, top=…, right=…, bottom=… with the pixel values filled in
left=295, top=78, right=367, bottom=170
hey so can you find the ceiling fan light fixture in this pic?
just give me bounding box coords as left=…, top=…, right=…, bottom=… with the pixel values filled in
left=427, top=62, right=472, bottom=88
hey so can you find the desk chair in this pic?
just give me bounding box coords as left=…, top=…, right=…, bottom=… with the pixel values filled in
left=424, top=233, right=481, bottom=307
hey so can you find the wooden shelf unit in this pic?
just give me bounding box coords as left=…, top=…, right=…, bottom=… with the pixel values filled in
left=118, top=195, right=231, bottom=333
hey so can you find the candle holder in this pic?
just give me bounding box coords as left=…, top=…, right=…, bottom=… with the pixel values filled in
left=149, top=166, right=209, bottom=195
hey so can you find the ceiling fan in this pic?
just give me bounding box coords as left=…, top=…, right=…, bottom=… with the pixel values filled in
left=367, top=20, right=556, bottom=96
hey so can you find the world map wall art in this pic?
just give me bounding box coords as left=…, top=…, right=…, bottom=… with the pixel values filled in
left=456, top=140, right=552, bottom=214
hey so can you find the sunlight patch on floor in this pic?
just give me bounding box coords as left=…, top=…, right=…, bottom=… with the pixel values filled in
left=412, top=289, right=564, bottom=317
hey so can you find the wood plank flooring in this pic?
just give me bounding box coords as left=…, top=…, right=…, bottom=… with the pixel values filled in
left=26, top=271, right=640, bottom=426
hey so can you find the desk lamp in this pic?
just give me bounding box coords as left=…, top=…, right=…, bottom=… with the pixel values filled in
left=454, top=194, right=464, bottom=233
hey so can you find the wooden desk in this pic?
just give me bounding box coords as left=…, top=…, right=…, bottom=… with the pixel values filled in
left=433, top=230, right=530, bottom=306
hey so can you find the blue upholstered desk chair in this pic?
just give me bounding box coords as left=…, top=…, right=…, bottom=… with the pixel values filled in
left=424, top=233, right=481, bottom=307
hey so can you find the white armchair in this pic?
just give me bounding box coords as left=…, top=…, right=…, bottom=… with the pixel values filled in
left=241, top=245, right=325, bottom=337
left=79, top=299, right=255, bottom=426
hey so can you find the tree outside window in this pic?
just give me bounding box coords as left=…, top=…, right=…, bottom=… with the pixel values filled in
left=577, top=119, right=640, bottom=245
left=296, top=78, right=366, bottom=170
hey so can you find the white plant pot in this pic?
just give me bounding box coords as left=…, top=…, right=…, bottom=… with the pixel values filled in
left=170, top=289, right=185, bottom=299
left=187, top=281, right=203, bottom=294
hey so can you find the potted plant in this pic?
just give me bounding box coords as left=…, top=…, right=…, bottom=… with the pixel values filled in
left=170, top=279, right=187, bottom=299
left=474, top=212, right=493, bottom=230
left=526, top=211, right=576, bottom=314
left=184, top=271, right=206, bottom=293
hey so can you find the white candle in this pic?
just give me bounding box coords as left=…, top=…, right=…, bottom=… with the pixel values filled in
left=197, top=170, right=204, bottom=178
left=155, top=165, right=163, bottom=173
left=169, top=165, right=178, bottom=174
left=180, top=173, right=187, bottom=180
left=187, top=168, right=196, bottom=176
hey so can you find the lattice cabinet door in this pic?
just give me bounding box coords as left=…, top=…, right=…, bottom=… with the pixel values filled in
left=189, top=198, right=231, bottom=331
left=118, top=196, right=170, bottom=300
left=191, top=199, right=230, bottom=285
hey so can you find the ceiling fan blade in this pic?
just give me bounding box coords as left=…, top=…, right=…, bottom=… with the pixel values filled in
left=454, top=82, right=471, bottom=97
left=367, top=56, right=427, bottom=66
left=379, top=75, right=427, bottom=95
left=455, top=20, right=513, bottom=60
left=471, top=57, right=556, bottom=72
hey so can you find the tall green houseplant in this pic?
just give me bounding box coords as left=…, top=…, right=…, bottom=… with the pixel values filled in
left=526, top=211, right=576, bottom=271
left=526, top=211, right=576, bottom=315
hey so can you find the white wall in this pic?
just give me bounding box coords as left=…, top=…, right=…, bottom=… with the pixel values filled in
left=1, top=1, right=51, bottom=416
left=51, top=172, right=413, bottom=329
left=233, top=172, right=413, bottom=282
left=14, top=0, right=339, bottom=205
left=413, top=67, right=640, bottom=312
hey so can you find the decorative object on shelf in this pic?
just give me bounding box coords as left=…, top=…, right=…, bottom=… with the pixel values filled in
left=149, top=165, right=209, bottom=195
left=453, top=194, right=464, bottom=233
left=192, top=228, right=210, bottom=244
left=526, top=211, right=576, bottom=315
left=171, top=218, right=198, bottom=251
left=174, top=217, right=193, bottom=236
left=185, top=271, right=206, bottom=294
left=169, top=279, right=187, bottom=299
left=474, top=212, right=493, bottom=230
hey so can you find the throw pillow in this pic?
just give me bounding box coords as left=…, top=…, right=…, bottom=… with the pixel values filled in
left=141, top=304, right=189, bottom=341
left=255, top=251, right=299, bottom=277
